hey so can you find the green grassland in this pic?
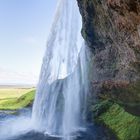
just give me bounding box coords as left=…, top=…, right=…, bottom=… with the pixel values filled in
left=0, top=88, right=34, bottom=99
left=0, top=88, right=35, bottom=110
left=96, top=102, right=140, bottom=140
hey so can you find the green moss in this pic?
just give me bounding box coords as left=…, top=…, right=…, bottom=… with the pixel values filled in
left=0, top=90, right=35, bottom=110
left=98, top=103, right=140, bottom=140
left=100, top=81, right=140, bottom=116
left=91, top=100, right=113, bottom=118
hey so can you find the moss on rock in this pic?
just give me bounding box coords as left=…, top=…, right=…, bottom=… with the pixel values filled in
left=94, top=102, right=140, bottom=140
left=99, top=80, right=140, bottom=116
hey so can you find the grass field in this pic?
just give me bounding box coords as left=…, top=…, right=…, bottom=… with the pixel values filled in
left=0, top=88, right=34, bottom=100
left=0, top=88, right=35, bottom=110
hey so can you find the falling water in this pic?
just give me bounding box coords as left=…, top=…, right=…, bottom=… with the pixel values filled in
left=32, top=0, right=89, bottom=139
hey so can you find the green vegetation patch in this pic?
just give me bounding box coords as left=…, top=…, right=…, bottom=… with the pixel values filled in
left=98, top=103, right=140, bottom=140
left=0, top=90, right=35, bottom=110
left=91, top=100, right=113, bottom=118
left=0, top=88, right=35, bottom=99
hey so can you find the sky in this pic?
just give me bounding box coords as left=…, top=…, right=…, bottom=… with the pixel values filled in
left=0, top=0, right=57, bottom=85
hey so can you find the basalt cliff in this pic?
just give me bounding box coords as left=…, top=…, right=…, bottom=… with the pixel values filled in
left=77, top=0, right=140, bottom=139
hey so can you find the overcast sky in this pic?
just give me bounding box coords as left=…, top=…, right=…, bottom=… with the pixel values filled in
left=0, top=0, right=57, bottom=85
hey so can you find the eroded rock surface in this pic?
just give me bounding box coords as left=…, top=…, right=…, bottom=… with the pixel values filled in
left=77, top=0, right=140, bottom=116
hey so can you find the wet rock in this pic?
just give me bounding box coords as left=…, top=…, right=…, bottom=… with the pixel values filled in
left=77, top=0, right=140, bottom=116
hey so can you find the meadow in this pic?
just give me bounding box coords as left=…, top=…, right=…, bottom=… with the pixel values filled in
left=0, top=87, right=35, bottom=110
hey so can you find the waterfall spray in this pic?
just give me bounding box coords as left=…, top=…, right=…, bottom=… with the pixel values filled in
left=32, top=0, right=89, bottom=139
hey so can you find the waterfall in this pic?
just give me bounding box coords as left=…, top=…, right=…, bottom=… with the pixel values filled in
left=32, top=0, right=89, bottom=139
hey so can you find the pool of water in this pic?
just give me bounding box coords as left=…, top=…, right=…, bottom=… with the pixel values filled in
left=0, top=109, right=116, bottom=140
left=1, top=124, right=116, bottom=140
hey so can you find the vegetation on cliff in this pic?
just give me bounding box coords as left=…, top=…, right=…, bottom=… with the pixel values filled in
left=99, top=103, right=140, bottom=140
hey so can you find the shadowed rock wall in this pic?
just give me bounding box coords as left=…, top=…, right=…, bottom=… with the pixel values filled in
left=77, top=0, right=140, bottom=116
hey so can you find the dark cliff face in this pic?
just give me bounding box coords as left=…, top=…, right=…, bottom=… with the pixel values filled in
left=77, top=0, right=140, bottom=116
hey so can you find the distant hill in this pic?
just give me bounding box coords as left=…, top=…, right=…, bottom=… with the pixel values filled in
left=0, top=84, right=35, bottom=89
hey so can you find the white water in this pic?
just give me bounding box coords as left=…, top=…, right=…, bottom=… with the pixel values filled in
left=0, top=116, right=32, bottom=139
left=0, top=109, right=33, bottom=139
left=32, top=0, right=89, bottom=139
